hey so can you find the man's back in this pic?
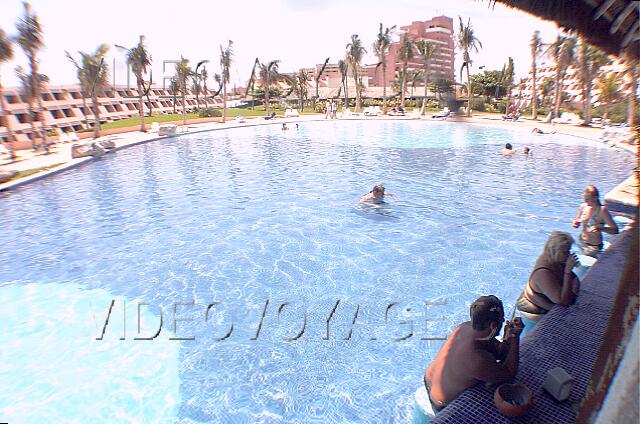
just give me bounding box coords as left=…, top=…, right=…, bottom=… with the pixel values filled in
left=425, top=322, right=485, bottom=404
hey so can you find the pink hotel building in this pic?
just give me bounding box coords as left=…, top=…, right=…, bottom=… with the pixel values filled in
left=367, top=16, right=456, bottom=87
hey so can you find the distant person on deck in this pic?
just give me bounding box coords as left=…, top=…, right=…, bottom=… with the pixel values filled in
left=572, top=185, right=618, bottom=257
left=424, top=295, right=523, bottom=413
left=359, top=183, right=398, bottom=204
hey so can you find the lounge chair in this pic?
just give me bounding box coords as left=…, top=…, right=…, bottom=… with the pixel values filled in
left=363, top=106, right=381, bottom=116
left=158, top=124, right=177, bottom=136
left=264, top=112, right=276, bottom=120
left=284, top=108, right=300, bottom=118
left=553, top=112, right=581, bottom=125
left=341, top=108, right=360, bottom=118
left=432, top=107, right=450, bottom=119
left=502, top=113, right=520, bottom=121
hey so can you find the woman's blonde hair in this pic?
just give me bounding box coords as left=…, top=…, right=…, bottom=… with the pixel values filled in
left=543, top=231, right=574, bottom=263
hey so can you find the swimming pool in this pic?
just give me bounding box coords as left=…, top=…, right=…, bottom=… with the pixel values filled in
left=0, top=121, right=633, bottom=422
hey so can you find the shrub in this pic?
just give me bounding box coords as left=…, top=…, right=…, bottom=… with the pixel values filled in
left=198, top=108, right=222, bottom=118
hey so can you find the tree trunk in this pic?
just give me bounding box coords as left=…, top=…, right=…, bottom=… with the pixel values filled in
left=222, top=83, right=227, bottom=123
left=531, top=58, right=538, bottom=120
left=553, top=67, right=562, bottom=120
left=265, top=79, right=270, bottom=115
left=80, top=91, right=89, bottom=129
left=31, top=58, right=48, bottom=152
left=182, top=90, right=186, bottom=126
left=353, top=69, right=360, bottom=112
left=173, top=91, right=176, bottom=114
left=137, top=78, right=146, bottom=132
left=27, top=99, right=36, bottom=150
left=466, top=64, right=472, bottom=116
left=382, top=62, right=387, bottom=114
left=0, top=79, right=17, bottom=160
left=92, top=93, right=101, bottom=138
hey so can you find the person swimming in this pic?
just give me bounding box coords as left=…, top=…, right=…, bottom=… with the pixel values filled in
left=359, top=183, right=398, bottom=204
left=501, top=143, right=516, bottom=156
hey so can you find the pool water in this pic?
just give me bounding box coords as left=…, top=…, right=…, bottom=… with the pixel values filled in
left=0, top=121, right=633, bottom=422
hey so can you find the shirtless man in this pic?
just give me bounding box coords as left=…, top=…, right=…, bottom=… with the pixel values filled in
left=424, top=295, right=523, bottom=412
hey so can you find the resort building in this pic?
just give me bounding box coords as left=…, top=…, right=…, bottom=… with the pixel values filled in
left=513, top=54, right=635, bottom=112
left=367, top=16, right=456, bottom=88
left=0, top=84, right=219, bottom=148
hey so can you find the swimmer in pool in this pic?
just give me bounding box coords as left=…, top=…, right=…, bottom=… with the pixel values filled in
left=359, top=183, right=398, bottom=204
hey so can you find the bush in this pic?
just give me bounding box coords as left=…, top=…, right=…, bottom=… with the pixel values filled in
left=198, top=108, right=222, bottom=118
left=471, top=98, right=486, bottom=112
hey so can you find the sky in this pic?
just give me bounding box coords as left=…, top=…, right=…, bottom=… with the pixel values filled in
left=0, top=0, right=560, bottom=89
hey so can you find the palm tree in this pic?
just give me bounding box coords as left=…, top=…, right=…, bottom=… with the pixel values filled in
left=503, top=57, right=514, bottom=113
left=15, top=67, right=49, bottom=148
left=125, top=35, right=152, bottom=132
left=258, top=60, right=282, bottom=115
left=16, top=1, right=47, bottom=151
left=550, top=34, right=576, bottom=119
left=414, top=40, right=437, bottom=115
left=597, top=74, right=619, bottom=121
left=530, top=30, right=543, bottom=120
left=457, top=16, right=482, bottom=116
left=219, top=40, right=233, bottom=123
left=578, top=38, right=609, bottom=125
left=0, top=28, right=17, bottom=159
left=67, top=45, right=109, bottom=138
left=346, top=34, right=366, bottom=112
left=373, top=23, right=396, bottom=114
left=397, top=33, right=414, bottom=108
left=338, top=59, right=349, bottom=109
left=314, top=57, right=330, bottom=109
left=175, top=57, right=192, bottom=126
left=293, top=69, right=308, bottom=111
left=65, top=50, right=90, bottom=128
left=201, top=67, right=209, bottom=110
left=169, top=76, right=178, bottom=114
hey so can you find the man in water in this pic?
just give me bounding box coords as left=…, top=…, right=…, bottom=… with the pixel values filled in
left=359, top=183, right=398, bottom=204
left=423, top=295, right=523, bottom=412
left=502, top=143, right=516, bottom=155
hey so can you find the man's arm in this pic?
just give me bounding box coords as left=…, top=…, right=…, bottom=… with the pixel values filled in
left=470, top=330, right=521, bottom=384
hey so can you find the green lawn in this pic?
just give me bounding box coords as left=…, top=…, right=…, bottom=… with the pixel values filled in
left=95, top=107, right=320, bottom=132
left=9, top=162, right=66, bottom=182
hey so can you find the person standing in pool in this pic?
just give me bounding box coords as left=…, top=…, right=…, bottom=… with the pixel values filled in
left=502, top=143, right=516, bottom=155
left=572, top=185, right=618, bottom=257
left=359, top=184, right=398, bottom=204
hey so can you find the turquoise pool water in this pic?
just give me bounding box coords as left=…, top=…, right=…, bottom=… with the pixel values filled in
left=0, top=121, right=633, bottom=422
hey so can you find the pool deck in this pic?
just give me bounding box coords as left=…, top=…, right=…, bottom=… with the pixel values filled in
left=430, top=223, right=635, bottom=424
left=1, top=113, right=637, bottom=211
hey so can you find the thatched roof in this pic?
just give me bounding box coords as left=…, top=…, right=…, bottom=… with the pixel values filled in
left=492, top=0, right=639, bottom=61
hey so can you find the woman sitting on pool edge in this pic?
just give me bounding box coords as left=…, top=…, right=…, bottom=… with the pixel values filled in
left=515, top=231, right=580, bottom=336
left=572, top=185, right=618, bottom=257
left=360, top=184, right=398, bottom=204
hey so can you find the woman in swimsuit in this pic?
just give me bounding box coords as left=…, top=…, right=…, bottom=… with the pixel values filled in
left=516, top=231, right=580, bottom=335
left=572, top=185, right=618, bottom=257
